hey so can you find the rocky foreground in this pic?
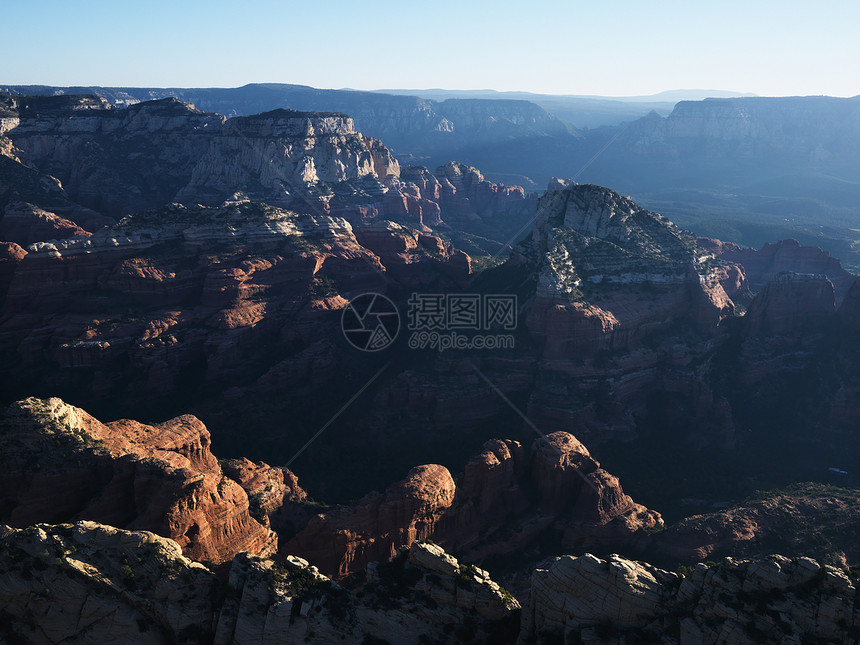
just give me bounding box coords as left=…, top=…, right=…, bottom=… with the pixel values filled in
left=0, top=522, right=517, bottom=644
left=4, top=520, right=860, bottom=644
left=520, top=550, right=860, bottom=644
left=0, top=397, right=661, bottom=581
left=6, top=397, right=860, bottom=643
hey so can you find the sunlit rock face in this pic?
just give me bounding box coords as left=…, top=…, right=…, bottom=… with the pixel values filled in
left=2, top=93, right=536, bottom=245
left=0, top=397, right=277, bottom=563
left=3, top=95, right=401, bottom=217
left=5, top=95, right=225, bottom=215
left=522, top=182, right=739, bottom=359
left=173, top=109, right=401, bottom=209
left=280, top=431, right=661, bottom=579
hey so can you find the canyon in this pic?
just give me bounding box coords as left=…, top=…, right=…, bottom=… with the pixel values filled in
left=2, top=95, right=859, bottom=510
left=2, top=89, right=860, bottom=642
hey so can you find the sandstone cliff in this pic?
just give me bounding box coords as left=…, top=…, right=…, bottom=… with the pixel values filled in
left=384, top=161, right=536, bottom=241
left=281, top=432, right=661, bottom=579
left=0, top=397, right=276, bottom=563
left=522, top=182, right=738, bottom=358
left=6, top=95, right=224, bottom=215
left=717, top=238, right=856, bottom=304
left=622, top=96, right=860, bottom=163
left=0, top=111, right=109, bottom=244
left=2, top=93, right=534, bottom=248
left=3, top=94, right=402, bottom=219
left=743, top=272, right=836, bottom=338
left=173, top=109, right=400, bottom=211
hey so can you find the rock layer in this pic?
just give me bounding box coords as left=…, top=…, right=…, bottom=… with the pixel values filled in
left=1, top=93, right=534, bottom=245
left=519, top=552, right=860, bottom=644
left=717, top=238, right=856, bottom=303
left=0, top=397, right=276, bottom=563
left=4, top=520, right=860, bottom=645
left=281, top=431, right=661, bottom=578
left=0, top=521, right=519, bottom=645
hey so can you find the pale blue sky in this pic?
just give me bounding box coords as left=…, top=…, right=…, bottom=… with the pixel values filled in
left=4, top=0, right=858, bottom=97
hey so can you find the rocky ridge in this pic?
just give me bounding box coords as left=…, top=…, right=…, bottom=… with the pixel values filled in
left=0, top=201, right=470, bottom=408
left=655, top=483, right=860, bottom=567
left=0, top=521, right=219, bottom=644
left=521, top=181, right=739, bottom=358
left=1, top=83, right=576, bottom=162
left=0, top=397, right=660, bottom=582
left=4, top=520, right=860, bottom=645
left=489, top=181, right=745, bottom=457
left=0, top=397, right=277, bottom=563
left=282, top=431, right=661, bottom=578
left=519, top=551, right=860, bottom=644
left=0, top=521, right=519, bottom=645
left=0, top=93, right=535, bottom=246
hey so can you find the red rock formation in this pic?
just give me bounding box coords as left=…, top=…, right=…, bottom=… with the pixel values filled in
left=222, top=457, right=306, bottom=530
left=0, top=201, right=92, bottom=245
left=0, top=397, right=276, bottom=563
left=282, top=464, right=456, bottom=577
left=0, top=240, right=25, bottom=301
left=0, top=203, right=393, bottom=402
left=278, top=432, right=661, bottom=578
left=710, top=261, right=748, bottom=298
left=744, top=272, right=836, bottom=337
left=718, top=238, right=855, bottom=302
left=695, top=236, right=741, bottom=255
left=523, top=183, right=736, bottom=358
left=527, top=300, right=621, bottom=358
left=353, top=221, right=471, bottom=285
left=528, top=432, right=661, bottom=546
left=530, top=432, right=600, bottom=514
left=380, top=161, right=535, bottom=236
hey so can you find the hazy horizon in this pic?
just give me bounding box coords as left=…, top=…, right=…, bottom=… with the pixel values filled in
left=5, top=83, right=857, bottom=102
left=3, top=0, right=858, bottom=98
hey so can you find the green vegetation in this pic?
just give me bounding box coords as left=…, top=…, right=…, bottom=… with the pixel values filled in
left=268, top=559, right=354, bottom=624
left=455, top=563, right=484, bottom=589
left=247, top=492, right=267, bottom=524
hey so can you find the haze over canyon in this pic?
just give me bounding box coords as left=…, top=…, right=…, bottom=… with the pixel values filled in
left=1, top=79, right=860, bottom=644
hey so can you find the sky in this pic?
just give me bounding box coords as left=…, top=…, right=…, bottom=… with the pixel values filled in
left=3, top=0, right=859, bottom=97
